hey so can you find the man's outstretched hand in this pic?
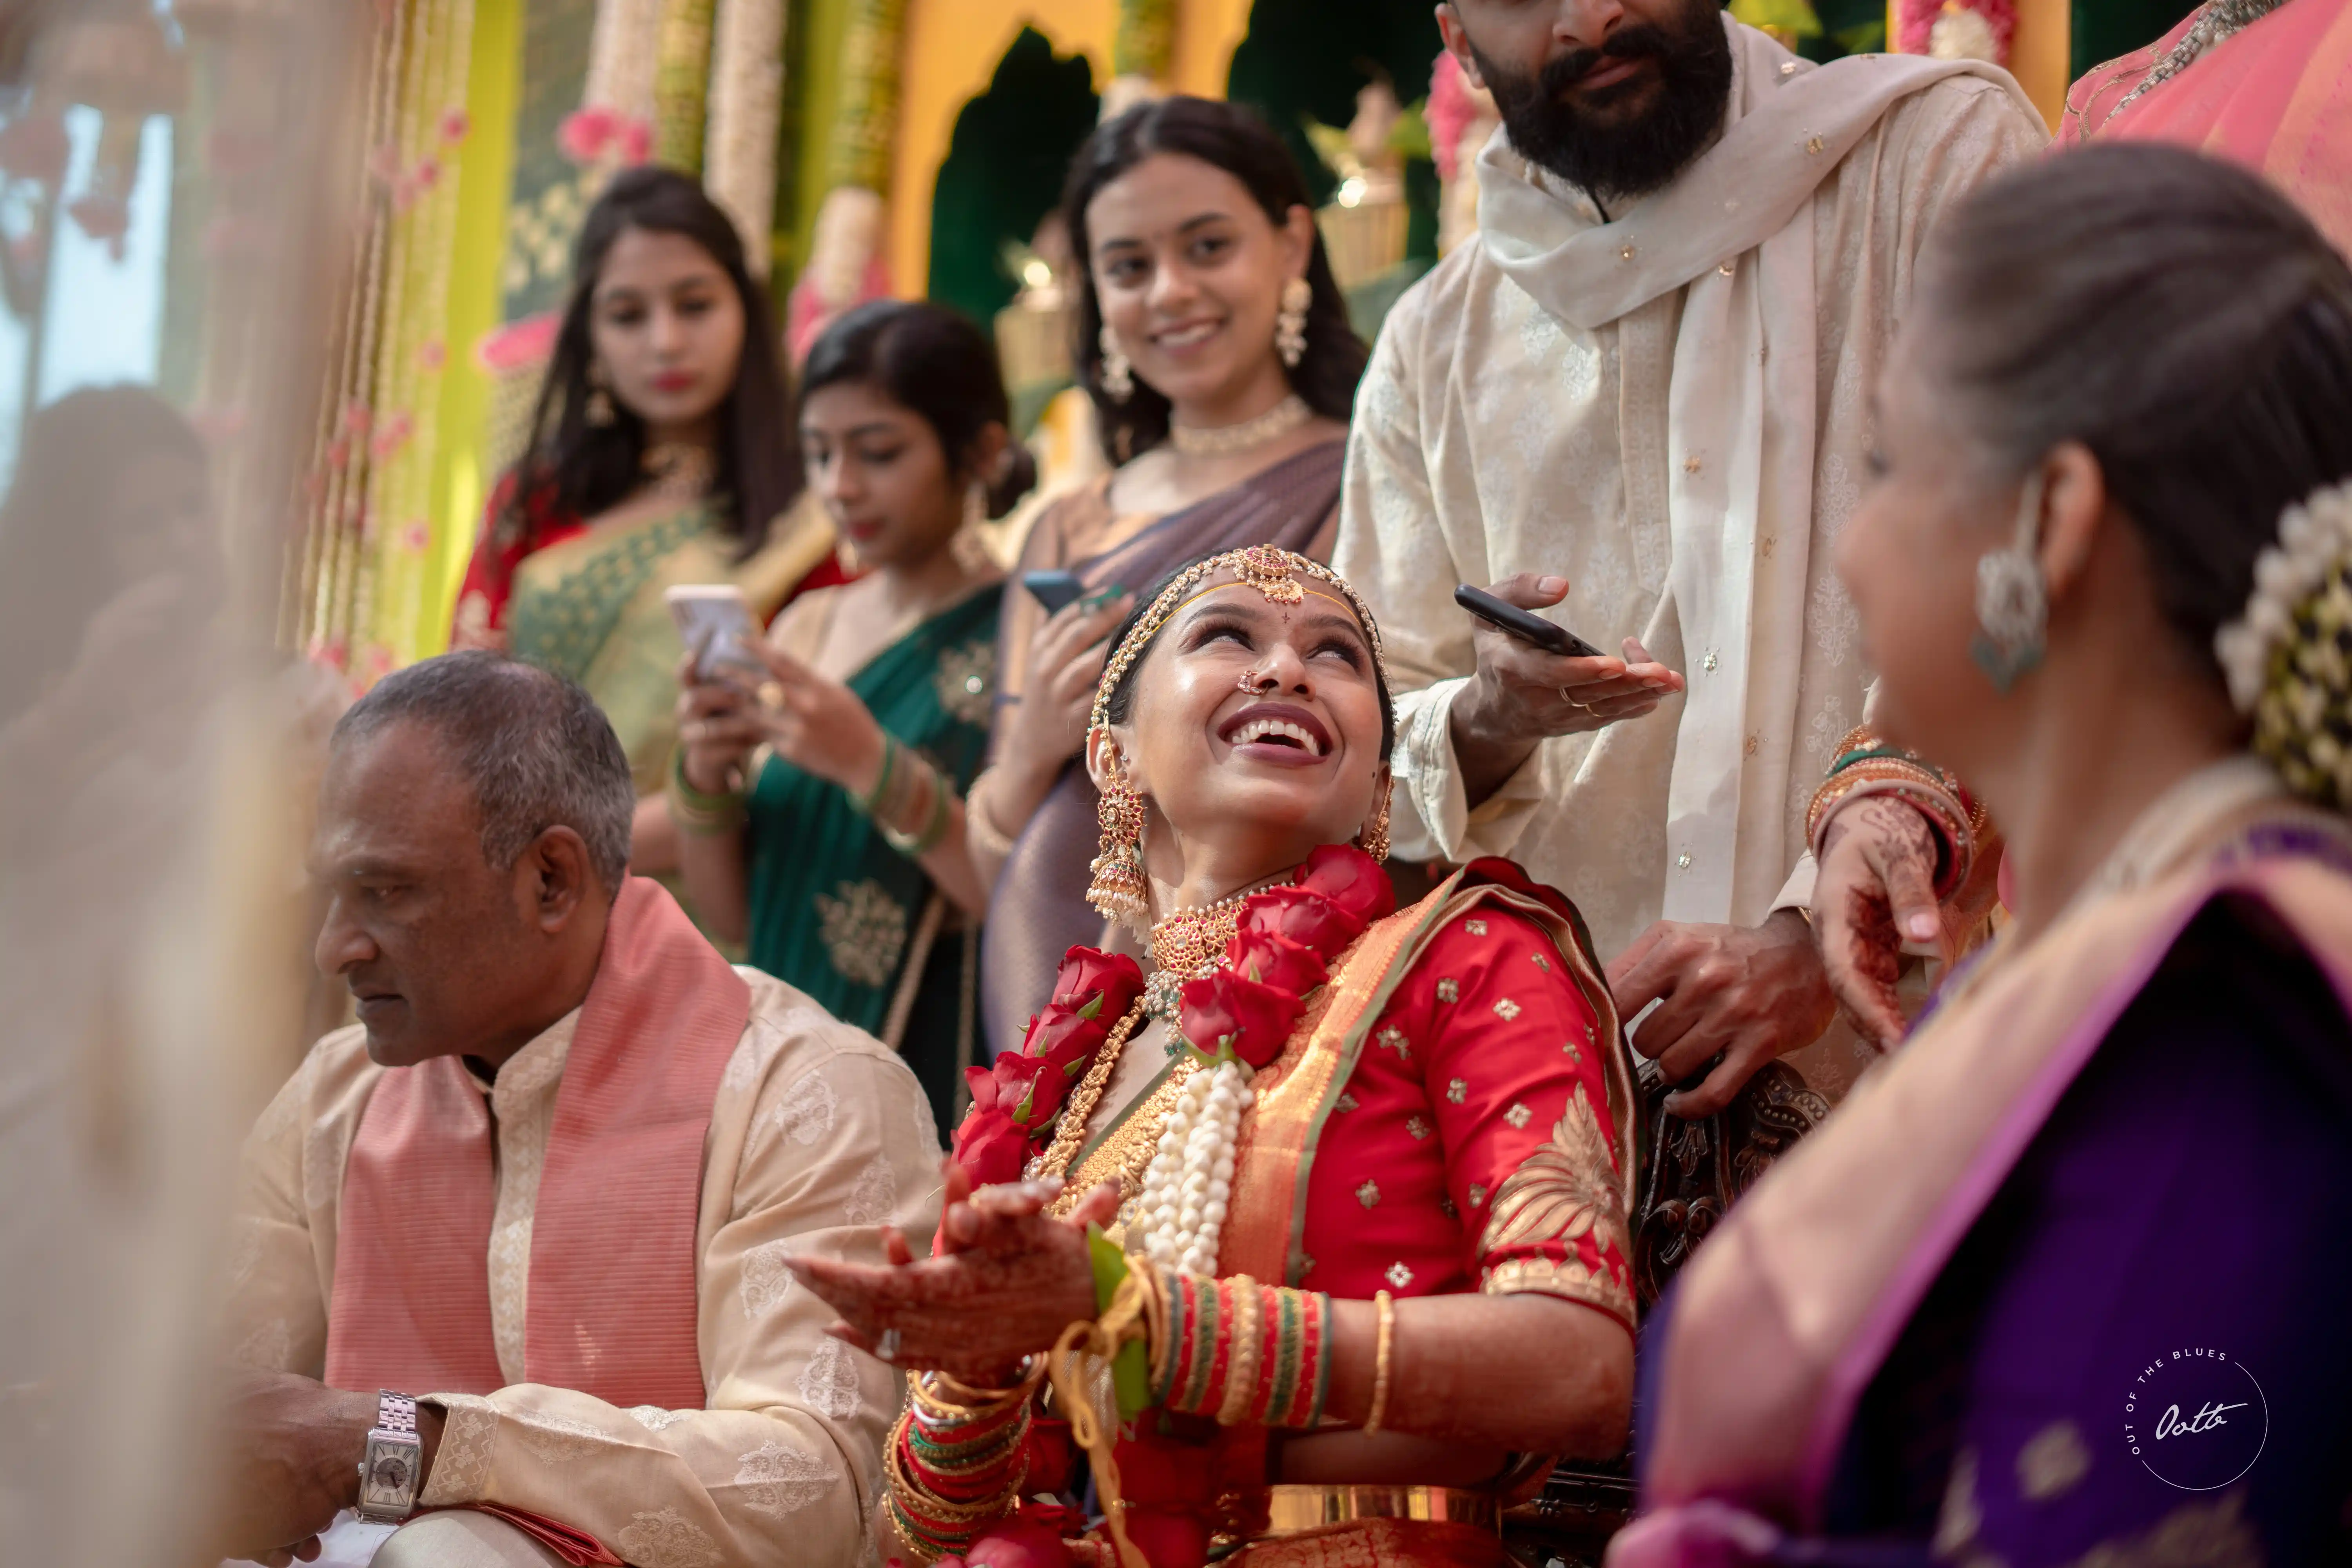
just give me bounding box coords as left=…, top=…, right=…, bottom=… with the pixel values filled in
left=1609, top=909, right=1839, bottom=1118
left=1448, top=574, right=1683, bottom=807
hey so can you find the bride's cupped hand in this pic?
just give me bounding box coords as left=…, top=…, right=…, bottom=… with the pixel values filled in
left=784, top=1161, right=1119, bottom=1381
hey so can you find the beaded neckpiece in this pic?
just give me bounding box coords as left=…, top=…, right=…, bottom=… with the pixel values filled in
left=1168, top=393, right=1312, bottom=458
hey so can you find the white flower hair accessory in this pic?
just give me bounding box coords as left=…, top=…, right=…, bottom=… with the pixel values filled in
left=2215, top=480, right=2352, bottom=715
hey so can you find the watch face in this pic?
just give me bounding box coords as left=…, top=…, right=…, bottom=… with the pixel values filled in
left=359, top=1434, right=420, bottom=1515
left=369, top=1452, right=412, bottom=1494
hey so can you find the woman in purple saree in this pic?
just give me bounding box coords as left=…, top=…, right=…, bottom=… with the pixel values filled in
left=1614, top=145, right=2352, bottom=1566
left=962, top=97, right=1369, bottom=1054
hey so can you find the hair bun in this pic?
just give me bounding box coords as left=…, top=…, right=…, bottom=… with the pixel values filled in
left=2220, top=479, right=2352, bottom=811
left=985, top=443, right=1038, bottom=520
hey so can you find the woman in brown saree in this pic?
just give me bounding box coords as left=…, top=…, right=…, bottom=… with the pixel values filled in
left=965, top=97, right=1370, bottom=1055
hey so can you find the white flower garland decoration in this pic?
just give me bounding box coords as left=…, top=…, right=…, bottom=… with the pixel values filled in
left=2215, top=481, right=2352, bottom=713
left=1131, top=1058, right=1254, bottom=1276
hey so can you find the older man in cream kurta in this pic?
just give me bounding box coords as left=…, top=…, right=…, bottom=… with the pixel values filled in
left=1337, top=5, right=2045, bottom=1106
left=227, top=965, right=941, bottom=1568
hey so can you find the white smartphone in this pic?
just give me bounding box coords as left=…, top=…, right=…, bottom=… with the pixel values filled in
left=664, top=584, right=766, bottom=685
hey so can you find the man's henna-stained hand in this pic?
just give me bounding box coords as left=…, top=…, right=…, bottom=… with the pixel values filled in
left=1813, top=795, right=1945, bottom=1047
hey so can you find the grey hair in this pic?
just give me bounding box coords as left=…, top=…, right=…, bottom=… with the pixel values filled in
left=1917, top=143, right=2352, bottom=681
left=331, top=650, right=636, bottom=896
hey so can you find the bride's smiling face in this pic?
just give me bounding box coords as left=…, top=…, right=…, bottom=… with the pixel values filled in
left=1091, top=574, right=1389, bottom=873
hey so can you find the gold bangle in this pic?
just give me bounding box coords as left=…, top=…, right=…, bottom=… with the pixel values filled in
left=922, top=1359, right=1045, bottom=1416
left=1217, top=1276, right=1265, bottom=1427
left=1363, top=1290, right=1396, bottom=1436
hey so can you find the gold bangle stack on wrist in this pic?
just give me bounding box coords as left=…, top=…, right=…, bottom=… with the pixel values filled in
left=855, top=733, right=956, bottom=859
left=1804, top=724, right=1989, bottom=899
left=666, top=746, right=746, bottom=836
left=887, top=1361, right=1045, bottom=1565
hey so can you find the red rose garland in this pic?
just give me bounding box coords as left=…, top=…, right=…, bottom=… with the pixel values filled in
left=953, top=947, right=1145, bottom=1187
left=947, top=844, right=1395, bottom=1188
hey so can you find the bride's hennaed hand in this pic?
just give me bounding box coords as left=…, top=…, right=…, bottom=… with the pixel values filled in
left=782, top=1174, right=1118, bottom=1379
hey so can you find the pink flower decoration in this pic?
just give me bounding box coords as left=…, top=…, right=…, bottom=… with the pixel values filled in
left=558, top=107, right=618, bottom=164
left=339, top=403, right=372, bottom=438
left=1428, top=51, right=1478, bottom=183
left=616, top=116, right=652, bottom=167
left=413, top=157, right=442, bottom=191
left=416, top=338, right=447, bottom=372
left=369, top=411, right=414, bottom=461
left=318, top=637, right=350, bottom=672
left=439, top=108, right=472, bottom=145
left=365, top=645, right=394, bottom=677
left=399, top=521, right=432, bottom=554
left=325, top=437, right=352, bottom=470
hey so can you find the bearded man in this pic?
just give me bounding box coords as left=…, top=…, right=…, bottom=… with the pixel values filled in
left=214, top=653, right=941, bottom=1568
left=1334, top=0, right=2045, bottom=1116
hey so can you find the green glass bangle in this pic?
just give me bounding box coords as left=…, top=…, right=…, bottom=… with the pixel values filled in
left=668, top=748, right=748, bottom=818
left=854, top=732, right=900, bottom=817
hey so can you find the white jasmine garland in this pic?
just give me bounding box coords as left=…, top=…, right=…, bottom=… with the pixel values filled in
left=2215, top=481, right=2352, bottom=713
left=1132, top=1057, right=1254, bottom=1277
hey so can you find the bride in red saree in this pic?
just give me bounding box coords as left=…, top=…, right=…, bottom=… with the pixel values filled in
left=788, top=546, right=1646, bottom=1566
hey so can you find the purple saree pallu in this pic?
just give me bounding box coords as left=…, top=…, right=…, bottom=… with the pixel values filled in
left=1613, top=795, right=2352, bottom=1567
left=978, top=440, right=1343, bottom=1058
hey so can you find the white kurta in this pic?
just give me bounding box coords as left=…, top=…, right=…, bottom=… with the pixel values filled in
left=1338, top=24, right=2043, bottom=978
left=224, top=969, right=944, bottom=1568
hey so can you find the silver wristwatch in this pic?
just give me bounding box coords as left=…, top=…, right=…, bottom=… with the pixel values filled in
left=354, top=1390, right=423, bottom=1524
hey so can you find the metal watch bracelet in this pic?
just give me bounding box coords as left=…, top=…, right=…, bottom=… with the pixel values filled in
left=354, top=1390, right=423, bottom=1524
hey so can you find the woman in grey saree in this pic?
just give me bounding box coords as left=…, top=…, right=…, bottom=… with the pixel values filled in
left=959, top=96, right=1370, bottom=1054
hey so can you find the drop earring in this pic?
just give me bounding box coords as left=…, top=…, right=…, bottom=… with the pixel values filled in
left=1973, top=470, right=2048, bottom=693
left=1087, top=752, right=1151, bottom=927
left=1276, top=277, right=1311, bottom=369
left=1099, top=325, right=1134, bottom=404
left=585, top=359, right=617, bottom=428
left=1357, top=775, right=1393, bottom=864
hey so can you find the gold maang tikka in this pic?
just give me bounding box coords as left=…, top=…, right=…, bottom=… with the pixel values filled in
left=1082, top=546, right=1393, bottom=925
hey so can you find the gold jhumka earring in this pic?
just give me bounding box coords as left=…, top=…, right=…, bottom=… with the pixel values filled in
left=1088, top=756, right=1151, bottom=925
left=1357, top=775, right=1393, bottom=863
left=585, top=360, right=617, bottom=427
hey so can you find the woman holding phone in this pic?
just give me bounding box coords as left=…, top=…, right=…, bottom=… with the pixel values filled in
left=969, top=96, right=1369, bottom=1056
left=450, top=167, right=822, bottom=879
left=670, top=301, right=1029, bottom=1132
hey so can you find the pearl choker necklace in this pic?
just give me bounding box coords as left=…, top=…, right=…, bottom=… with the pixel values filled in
left=1168, top=394, right=1312, bottom=458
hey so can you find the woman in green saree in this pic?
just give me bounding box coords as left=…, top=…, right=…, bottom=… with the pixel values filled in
left=672, top=302, right=1033, bottom=1132
left=452, top=167, right=829, bottom=880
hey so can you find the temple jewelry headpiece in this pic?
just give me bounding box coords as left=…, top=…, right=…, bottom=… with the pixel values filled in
left=1083, top=546, right=1392, bottom=925
left=1087, top=546, right=1389, bottom=737
left=2213, top=478, right=2352, bottom=811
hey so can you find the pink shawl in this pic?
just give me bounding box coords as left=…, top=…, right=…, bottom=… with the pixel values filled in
left=2065, top=0, right=2352, bottom=253
left=324, top=878, right=749, bottom=1407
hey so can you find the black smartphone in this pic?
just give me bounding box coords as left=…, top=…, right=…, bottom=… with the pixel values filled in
left=1023, top=569, right=1087, bottom=615
left=1454, top=583, right=1606, bottom=659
